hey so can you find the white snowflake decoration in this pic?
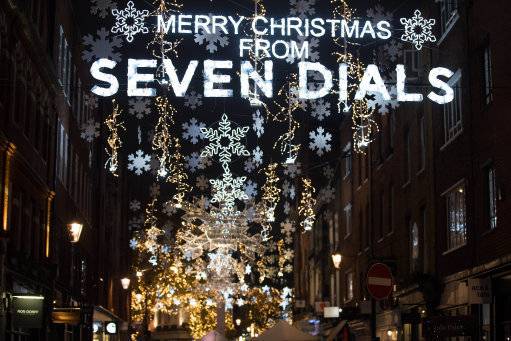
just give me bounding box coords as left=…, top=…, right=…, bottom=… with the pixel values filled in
left=283, top=162, right=302, bottom=178
left=367, top=4, right=393, bottom=23
left=90, top=0, right=117, bottom=18
left=244, top=180, right=258, bottom=199
left=244, top=159, right=256, bottom=173
left=318, top=186, right=335, bottom=204
left=283, top=201, right=292, bottom=215
left=129, top=200, right=141, bottom=212
left=185, top=152, right=202, bottom=173
left=282, top=181, right=296, bottom=199
left=200, top=114, right=250, bottom=170
left=290, top=0, right=316, bottom=18
left=400, top=10, right=437, bottom=51
left=383, top=40, right=404, bottom=62
left=196, top=175, right=210, bottom=191
left=252, top=146, right=263, bottom=167
left=182, top=118, right=206, bottom=144
left=367, top=85, right=400, bottom=115
left=252, top=110, right=265, bottom=138
left=309, top=127, right=332, bottom=156
left=194, top=14, right=229, bottom=53
left=128, top=97, right=151, bottom=119
left=111, top=1, right=149, bottom=43
left=310, top=98, right=331, bottom=121
left=149, top=183, right=160, bottom=198
left=82, top=27, right=123, bottom=62
left=323, top=165, right=334, bottom=180
left=127, top=150, right=151, bottom=175
left=184, top=91, right=203, bottom=109
left=128, top=215, right=143, bottom=230
left=80, top=119, right=100, bottom=143
left=84, top=93, right=99, bottom=109
left=129, top=238, right=138, bottom=250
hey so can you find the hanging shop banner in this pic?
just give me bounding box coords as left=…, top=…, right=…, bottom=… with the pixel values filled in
left=11, top=295, right=44, bottom=329
left=423, top=316, right=475, bottom=338
left=468, top=278, right=492, bottom=304
left=324, top=306, right=340, bottom=318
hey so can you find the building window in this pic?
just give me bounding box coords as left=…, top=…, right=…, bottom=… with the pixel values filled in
left=445, top=182, right=467, bottom=251
left=343, top=143, right=352, bottom=178
left=344, top=203, right=352, bottom=237
left=483, top=45, right=493, bottom=105
left=404, top=128, right=411, bottom=184
left=345, top=271, right=354, bottom=302
left=410, top=222, right=419, bottom=272
left=485, top=166, right=497, bottom=229
left=57, top=25, right=71, bottom=101
left=418, top=115, right=426, bottom=172
left=439, top=0, right=458, bottom=35
left=443, top=71, right=463, bottom=144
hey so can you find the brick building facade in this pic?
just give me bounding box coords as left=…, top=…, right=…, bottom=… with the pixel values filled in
left=0, top=0, right=130, bottom=340
left=294, top=1, right=511, bottom=340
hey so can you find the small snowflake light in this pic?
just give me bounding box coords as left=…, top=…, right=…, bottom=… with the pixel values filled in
left=82, top=27, right=123, bottom=62
left=129, top=200, right=141, bottom=212
left=111, top=1, right=149, bottom=43
left=128, top=97, right=151, bottom=119
left=182, top=118, right=206, bottom=144
left=194, top=14, right=230, bottom=53
left=252, top=110, right=265, bottom=138
left=90, top=0, right=117, bottom=18
left=309, top=127, right=332, bottom=156
left=400, top=10, right=437, bottom=51
left=184, top=91, right=203, bottom=109
left=127, top=150, right=151, bottom=175
left=80, top=119, right=100, bottom=143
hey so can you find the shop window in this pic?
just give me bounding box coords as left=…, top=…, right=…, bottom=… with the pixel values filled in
left=343, top=143, right=352, bottom=178
left=410, top=222, right=419, bottom=272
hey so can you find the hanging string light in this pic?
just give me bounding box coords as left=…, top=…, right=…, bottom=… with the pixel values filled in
left=104, top=100, right=125, bottom=176
left=152, top=96, right=177, bottom=177
left=298, top=177, right=316, bottom=231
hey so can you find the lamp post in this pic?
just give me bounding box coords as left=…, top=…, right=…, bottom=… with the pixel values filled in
left=121, top=277, right=131, bottom=290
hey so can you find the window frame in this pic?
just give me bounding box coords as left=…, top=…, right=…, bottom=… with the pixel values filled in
left=442, top=70, right=463, bottom=147
left=482, top=44, right=493, bottom=106
left=443, top=180, right=467, bottom=252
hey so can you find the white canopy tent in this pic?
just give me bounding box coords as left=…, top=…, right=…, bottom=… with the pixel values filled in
left=255, top=321, right=319, bottom=341
left=201, top=330, right=228, bottom=341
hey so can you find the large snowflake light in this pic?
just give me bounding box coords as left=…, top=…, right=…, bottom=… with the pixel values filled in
left=400, top=10, right=437, bottom=50
left=111, top=1, right=149, bottom=43
left=200, top=114, right=250, bottom=172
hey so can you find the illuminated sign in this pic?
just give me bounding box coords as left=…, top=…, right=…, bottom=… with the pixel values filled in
left=106, top=321, right=118, bottom=334
left=89, top=5, right=454, bottom=105
left=12, top=295, right=44, bottom=329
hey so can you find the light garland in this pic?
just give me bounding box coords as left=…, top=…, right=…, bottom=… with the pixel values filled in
left=104, top=100, right=125, bottom=176
left=298, top=177, right=316, bottom=231
left=152, top=96, right=176, bottom=177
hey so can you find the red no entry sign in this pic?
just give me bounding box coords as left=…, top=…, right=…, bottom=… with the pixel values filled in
left=366, top=263, right=393, bottom=301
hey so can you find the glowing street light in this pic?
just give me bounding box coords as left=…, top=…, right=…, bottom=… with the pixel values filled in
left=121, top=277, right=131, bottom=290
left=331, top=251, right=342, bottom=269
left=67, top=222, right=83, bottom=243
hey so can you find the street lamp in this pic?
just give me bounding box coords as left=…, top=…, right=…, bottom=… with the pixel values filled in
left=67, top=222, right=83, bottom=243
left=331, top=250, right=342, bottom=269
left=121, top=277, right=131, bottom=290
